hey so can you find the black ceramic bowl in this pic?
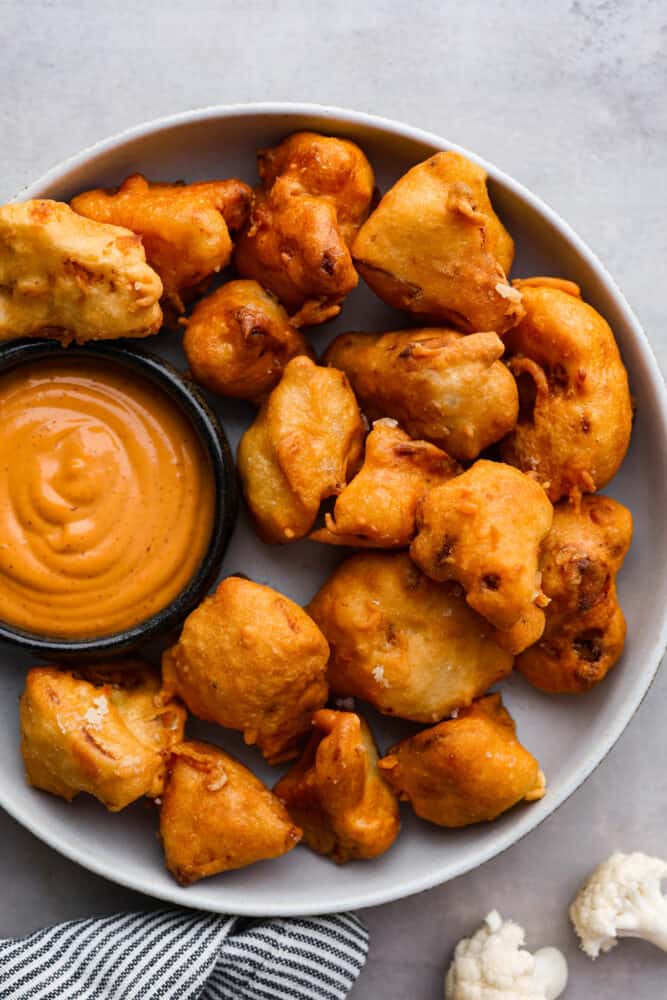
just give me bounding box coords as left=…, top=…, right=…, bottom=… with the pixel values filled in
left=0, top=339, right=237, bottom=660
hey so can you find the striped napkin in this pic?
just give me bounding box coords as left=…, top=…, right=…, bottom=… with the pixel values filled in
left=0, top=908, right=368, bottom=999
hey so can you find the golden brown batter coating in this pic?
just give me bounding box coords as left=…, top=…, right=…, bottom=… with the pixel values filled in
left=0, top=200, right=163, bottom=343
left=182, top=279, right=312, bottom=403
left=352, top=151, right=523, bottom=334
left=274, top=709, right=400, bottom=863
left=160, top=741, right=301, bottom=885
left=411, top=460, right=553, bottom=632
left=20, top=662, right=186, bottom=812
left=378, top=694, right=545, bottom=827
left=237, top=356, right=365, bottom=543
left=517, top=494, right=632, bottom=692
left=500, top=277, right=633, bottom=501
left=488, top=603, right=546, bottom=656
left=323, top=328, right=518, bottom=462
left=72, top=174, right=251, bottom=309
left=234, top=132, right=374, bottom=326
left=307, top=552, right=513, bottom=723
left=162, top=576, right=329, bottom=764
left=256, top=132, right=374, bottom=245
left=310, top=419, right=459, bottom=548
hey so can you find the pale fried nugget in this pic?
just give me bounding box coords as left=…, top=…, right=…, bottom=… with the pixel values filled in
left=274, top=709, right=400, bottom=863
left=352, top=151, right=523, bottom=334
left=20, top=662, right=186, bottom=811
left=72, top=174, right=251, bottom=309
left=307, top=552, right=513, bottom=724
left=235, top=132, right=374, bottom=326
left=237, top=356, right=365, bottom=543
left=0, top=200, right=163, bottom=343
left=500, top=277, right=633, bottom=501
left=160, top=741, right=301, bottom=885
left=517, top=494, right=632, bottom=692
left=411, top=460, right=553, bottom=633
left=324, top=329, right=518, bottom=462
left=310, top=419, right=459, bottom=548
left=378, top=694, right=545, bottom=827
left=162, top=576, right=329, bottom=764
left=182, top=279, right=312, bottom=403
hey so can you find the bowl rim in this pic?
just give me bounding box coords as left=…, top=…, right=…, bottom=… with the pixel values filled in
left=6, top=101, right=667, bottom=915
left=0, top=338, right=237, bottom=658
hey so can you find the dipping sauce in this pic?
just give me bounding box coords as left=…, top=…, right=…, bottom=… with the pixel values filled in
left=0, top=358, right=215, bottom=639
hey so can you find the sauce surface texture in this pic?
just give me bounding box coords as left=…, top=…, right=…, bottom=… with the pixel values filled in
left=0, top=358, right=215, bottom=638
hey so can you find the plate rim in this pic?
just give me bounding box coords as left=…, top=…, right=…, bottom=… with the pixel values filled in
left=5, top=101, right=667, bottom=915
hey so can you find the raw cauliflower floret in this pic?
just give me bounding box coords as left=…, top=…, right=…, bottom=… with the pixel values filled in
left=445, top=910, right=568, bottom=999
left=570, top=851, right=667, bottom=958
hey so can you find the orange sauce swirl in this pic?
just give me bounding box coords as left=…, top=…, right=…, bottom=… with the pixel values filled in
left=0, top=358, right=215, bottom=639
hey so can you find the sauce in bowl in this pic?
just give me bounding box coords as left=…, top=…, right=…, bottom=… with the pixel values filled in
left=0, top=358, right=216, bottom=639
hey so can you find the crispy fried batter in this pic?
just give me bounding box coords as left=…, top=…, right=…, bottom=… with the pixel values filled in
left=378, top=694, right=545, bottom=827
left=162, top=576, right=329, bottom=764
left=411, top=460, right=553, bottom=634
left=182, top=279, right=312, bottom=403
left=71, top=174, right=251, bottom=309
left=237, top=356, right=365, bottom=543
left=235, top=132, right=374, bottom=326
left=488, top=603, right=547, bottom=656
left=0, top=200, right=163, bottom=343
left=160, top=741, right=301, bottom=885
left=307, top=552, right=513, bottom=723
left=274, top=709, right=400, bottom=863
left=352, top=151, right=523, bottom=334
left=310, top=419, right=459, bottom=548
left=517, top=494, right=632, bottom=692
left=324, top=328, right=518, bottom=462
left=500, top=277, right=633, bottom=501
left=20, top=661, right=186, bottom=811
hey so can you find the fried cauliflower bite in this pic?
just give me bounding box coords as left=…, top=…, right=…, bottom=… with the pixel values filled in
left=274, top=709, right=400, bottom=863
left=182, top=279, right=312, bottom=403
left=160, top=741, right=301, bottom=885
left=500, top=277, right=633, bottom=501
left=20, top=662, right=186, bottom=812
left=307, top=552, right=513, bottom=724
left=352, top=151, right=523, bottom=334
left=323, top=329, right=518, bottom=462
left=0, top=200, right=163, bottom=343
left=488, top=603, right=548, bottom=657
left=237, top=356, right=365, bottom=543
left=71, top=174, right=252, bottom=309
left=310, top=419, right=459, bottom=548
left=517, top=494, right=632, bottom=693
left=162, top=576, right=329, bottom=764
left=235, top=132, right=374, bottom=326
left=411, top=460, right=553, bottom=636
left=378, top=694, right=546, bottom=827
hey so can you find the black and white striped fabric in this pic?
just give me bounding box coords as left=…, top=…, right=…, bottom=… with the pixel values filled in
left=0, top=908, right=368, bottom=999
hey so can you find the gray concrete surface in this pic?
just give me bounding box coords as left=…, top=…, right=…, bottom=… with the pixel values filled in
left=1, top=1, right=666, bottom=996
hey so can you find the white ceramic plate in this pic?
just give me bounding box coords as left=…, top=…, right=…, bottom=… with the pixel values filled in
left=2, top=104, right=666, bottom=916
